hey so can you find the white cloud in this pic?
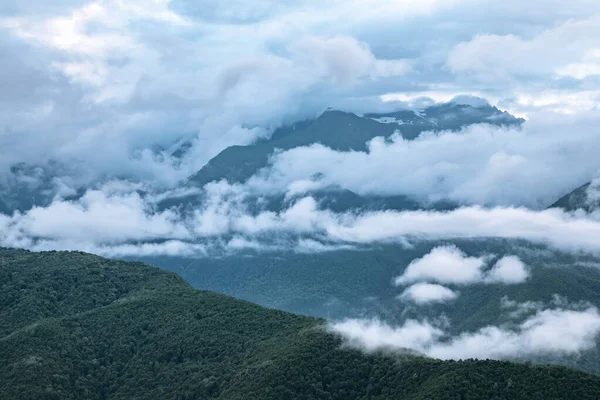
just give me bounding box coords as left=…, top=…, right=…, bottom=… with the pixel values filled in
left=395, top=246, right=485, bottom=285
left=394, top=246, right=529, bottom=287
left=398, top=283, right=459, bottom=304
left=294, top=239, right=355, bottom=253
left=429, top=307, right=600, bottom=359
left=323, top=205, right=600, bottom=254
left=557, top=49, right=600, bottom=80
left=333, top=318, right=444, bottom=352
left=447, top=15, right=600, bottom=83
left=333, top=306, right=600, bottom=360
left=245, top=112, right=600, bottom=208
left=485, top=256, right=530, bottom=284
left=587, top=178, right=600, bottom=205
left=500, top=297, right=546, bottom=319
left=291, top=36, right=409, bottom=85
left=87, top=240, right=208, bottom=258
left=6, top=179, right=600, bottom=257
left=2, top=189, right=187, bottom=244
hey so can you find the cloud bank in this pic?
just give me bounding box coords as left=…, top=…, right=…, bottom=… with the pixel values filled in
left=2, top=183, right=600, bottom=258
left=333, top=302, right=600, bottom=360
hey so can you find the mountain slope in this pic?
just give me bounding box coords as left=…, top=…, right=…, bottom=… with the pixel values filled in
left=2, top=248, right=599, bottom=400
left=550, top=182, right=599, bottom=212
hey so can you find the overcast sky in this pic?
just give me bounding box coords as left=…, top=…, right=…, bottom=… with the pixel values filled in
left=1, top=0, right=600, bottom=181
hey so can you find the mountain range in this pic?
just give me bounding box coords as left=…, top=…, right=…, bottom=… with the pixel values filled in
left=0, top=100, right=524, bottom=215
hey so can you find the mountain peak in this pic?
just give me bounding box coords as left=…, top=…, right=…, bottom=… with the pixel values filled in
left=449, top=95, right=490, bottom=108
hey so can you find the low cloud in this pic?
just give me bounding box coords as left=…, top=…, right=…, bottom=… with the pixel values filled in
left=324, top=206, right=600, bottom=254
left=11, top=189, right=187, bottom=243
left=333, top=302, right=600, bottom=360
left=587, top=178, right=600, bottom=205
left=484, top=255, right=530, bottom=284
left=398, top=283, right=459, bottom=304
left=500, top=295, right=593, bottom=319
left=4, top=181, right=600, bottom=257
left=394, top=246, right=486, bottom=285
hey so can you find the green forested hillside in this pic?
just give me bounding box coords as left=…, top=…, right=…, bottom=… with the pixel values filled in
left=140, top=239, right=600, bottom=374
left=2, top=248, right=600, bottom=400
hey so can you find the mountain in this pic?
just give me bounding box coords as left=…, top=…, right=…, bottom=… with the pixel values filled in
left=186, top=103, right=523, bottom=188
left=2, top=248, right=600, bottom=400
left=550, top=182, right=599, bottom=212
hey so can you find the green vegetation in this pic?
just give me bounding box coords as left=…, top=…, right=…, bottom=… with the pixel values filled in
left=141, top=239, right=600, bottom=374
left=2, top=248, right=600, bottom=399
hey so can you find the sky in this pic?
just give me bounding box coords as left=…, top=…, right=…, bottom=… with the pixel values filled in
left=1, top=0, right=600, bottom=183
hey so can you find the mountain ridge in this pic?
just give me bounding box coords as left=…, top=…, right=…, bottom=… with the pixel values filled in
left=186, top=104, right=524, bottom=189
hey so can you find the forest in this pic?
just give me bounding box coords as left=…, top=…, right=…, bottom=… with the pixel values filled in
left=2, top=248, right=600, bottom=399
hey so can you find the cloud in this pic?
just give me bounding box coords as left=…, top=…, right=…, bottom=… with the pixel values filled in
left=429, top=307, right=600, bottom=360
left=82, top=240, right=209, bottom=258
left=333, top=305, right=600, bottom=360
left=2, top=188, right=188, bottom=245
left=246, top=111, right=600, bottom=208
left=0, top=0, right=599, bottom=189
left=291, top=36, right=410, bottom=84
left=294, top=239, right=355, bottom=254
left=0, top=0, right=418, bottom=186
left=323, top=206, right=600, bottom=254
left=394, top=246, right=486, bottom=285
left=333, top=318, right=444, bottom=352
left=484, top=255, right=530, bottom=284
left=394, top=246, right=529, bottom=286
left=398, top=283, right=459, bottom=304
left=447, top=15, right=600, bottom=83
left=587, top=178, right=600, bottom=205
left=5, top=177, right=600, bottom=257
left=501, top=295, right=593, bottom=318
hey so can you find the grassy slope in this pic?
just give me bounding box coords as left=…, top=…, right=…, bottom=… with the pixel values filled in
left=2, top=248, right=600, bottom=400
